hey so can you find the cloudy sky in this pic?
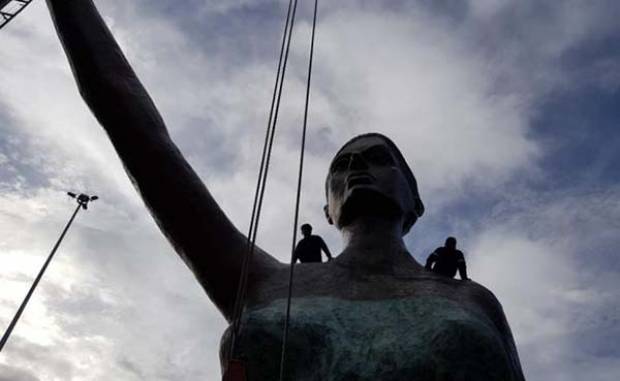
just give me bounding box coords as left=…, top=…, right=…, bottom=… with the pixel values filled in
left=1, top=0, right=619, bottom=380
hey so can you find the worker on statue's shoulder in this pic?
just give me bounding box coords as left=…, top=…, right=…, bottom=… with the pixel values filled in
left=425, top=236, right=469, bottom=280
left=294, top=223, right=333, bottom=263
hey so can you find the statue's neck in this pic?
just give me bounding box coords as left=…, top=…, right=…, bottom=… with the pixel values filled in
left=335, top=216, right=421, bottom=271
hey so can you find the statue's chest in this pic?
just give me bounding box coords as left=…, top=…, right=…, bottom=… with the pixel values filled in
left=228, top=296, right=513, bottom=381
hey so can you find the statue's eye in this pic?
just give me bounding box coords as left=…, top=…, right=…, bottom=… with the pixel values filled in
left=331, top=156, right=350, bottom=173
left=363, top=146, right=395, bottom=166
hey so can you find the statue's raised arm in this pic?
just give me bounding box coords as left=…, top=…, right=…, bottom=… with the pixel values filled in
left=46, top=0, right=281, bottom=320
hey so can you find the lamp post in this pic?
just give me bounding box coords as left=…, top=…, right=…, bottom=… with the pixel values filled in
left=0, top=192, right=98, bottom=352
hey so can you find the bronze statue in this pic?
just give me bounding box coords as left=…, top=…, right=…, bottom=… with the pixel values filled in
left=46, top=1, right=525, bottom=380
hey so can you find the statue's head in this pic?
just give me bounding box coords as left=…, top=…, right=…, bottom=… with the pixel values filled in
left=324, top=133, right=424, bottom=235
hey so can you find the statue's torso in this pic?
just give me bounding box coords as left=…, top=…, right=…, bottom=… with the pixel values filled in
left=222, top=263, right=523, bottom=381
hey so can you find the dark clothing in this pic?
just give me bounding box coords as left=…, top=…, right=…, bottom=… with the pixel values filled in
left=426, top=247, right=467, bottom=279
left=294, top=235, right=330, bottom=263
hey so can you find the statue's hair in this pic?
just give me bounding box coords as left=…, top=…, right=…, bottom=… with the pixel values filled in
left=327, top=133, right=425, bottom=233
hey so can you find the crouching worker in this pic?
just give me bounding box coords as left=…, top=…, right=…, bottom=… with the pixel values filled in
left=294, top=224, right=333, bottom=263
left=425, top=237, right=469, bottom=280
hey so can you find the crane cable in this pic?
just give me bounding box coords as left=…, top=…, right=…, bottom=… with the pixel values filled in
left=227, top=0, right=300, bottom=365
left=226, top=0, right=320, bottom=378
left=279, top=0, right=319, bottom=379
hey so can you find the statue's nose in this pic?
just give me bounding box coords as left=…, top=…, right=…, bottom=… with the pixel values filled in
left=348, top=153, right=368, bottom=170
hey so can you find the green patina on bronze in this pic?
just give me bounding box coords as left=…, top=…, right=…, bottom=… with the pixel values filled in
left=231, top=296, right=514, bottom=381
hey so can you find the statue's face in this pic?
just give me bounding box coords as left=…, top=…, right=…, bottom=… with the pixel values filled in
left=325, top=136, right=418, bottom=232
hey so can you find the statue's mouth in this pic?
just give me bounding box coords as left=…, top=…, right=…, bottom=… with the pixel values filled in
left=339, top=185, right=400, bottom=228
left=346, top=173, right=375, bottom=189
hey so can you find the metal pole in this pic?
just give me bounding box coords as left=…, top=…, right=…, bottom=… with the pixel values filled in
left=0, top=200, right=83, bottom=352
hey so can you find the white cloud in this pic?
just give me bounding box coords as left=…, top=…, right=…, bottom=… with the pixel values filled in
left=469, top=189, right=620, bottom=379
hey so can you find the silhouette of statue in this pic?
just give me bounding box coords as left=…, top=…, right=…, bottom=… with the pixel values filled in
left=425, top=237, right=468, bottom=280
left=294, top=224, right=333, bottom=263
left=47, top=1, right=525, bottom=380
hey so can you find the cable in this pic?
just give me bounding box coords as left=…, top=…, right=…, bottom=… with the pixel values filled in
left=278, top=0, right=320, bottom=379
left=227, top=0, right=301, bottom=364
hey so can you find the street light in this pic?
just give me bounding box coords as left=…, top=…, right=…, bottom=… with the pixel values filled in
left=0, top=192, right=98, bottom=352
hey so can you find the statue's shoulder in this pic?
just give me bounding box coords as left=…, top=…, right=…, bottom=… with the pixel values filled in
left=458, top=281, right=525, bottom=379
left=457, top=280, right=513, bottom=333
left=463, top=280, right=502, bottom=305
